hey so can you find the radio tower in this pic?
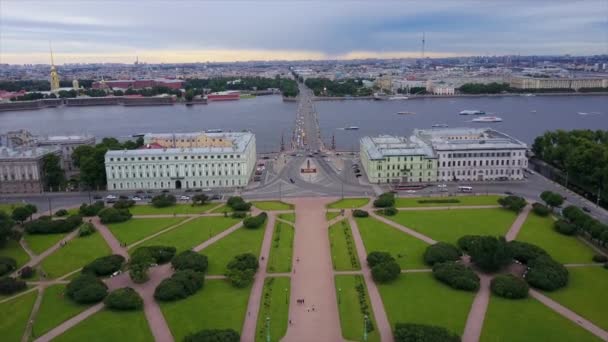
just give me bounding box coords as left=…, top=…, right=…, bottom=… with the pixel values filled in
left=421, top=32, right=426, bottom=59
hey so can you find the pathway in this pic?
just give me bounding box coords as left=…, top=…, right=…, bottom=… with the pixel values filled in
left=461, top=274, right=492, bottom=342
left=282, top=198, right=344, bottom=342
left=34, top=303, right=105, bottom=342
left=505, top=205, right=531, bottom=241
left=12, top=230, right=79, bottom=277
left=369, top=212, right=437, bottom=244
left=90, top=217, right=129, bottom=259
left=21, top=287, right=44, bottom=342
left=128, top=216, right=197, bottom=249
left=395, top=205, right=501, bottom=211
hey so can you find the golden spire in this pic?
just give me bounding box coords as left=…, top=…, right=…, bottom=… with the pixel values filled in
left=49, top=41, right=55, bottom=67
left=49, top=41, right=60, bottom=93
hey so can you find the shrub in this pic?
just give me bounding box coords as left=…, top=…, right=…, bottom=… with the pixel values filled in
left=131, top=246, right=176, bottom=266
left=79, top=222, right=96, bottom=237
left=432, top=261, right=480, bottom=292
left=394, top=323, right=460, bottom=342
left=12, top=206, right=33, bottom=223
left=129, top=263, right=149, bottom=284
left=192, top=194, right=209, bottom=206
left=20, top=266, right=35, bottom=279
left=352, top=209, right=369, bottom=217
left=243, top=212, right=267, bottom=229
left=66, top=274, right=108, bottom=303
left=231, top=211, right=247, bottom=219
left=532, top=203, right=550, bottom=217
left=0, top=256, right=17, bottom=276
left=592, top=254, right=608, bottom=263
left=226, top=268, right=256, bottom=288
left=171, top=251, right=208, bottom=273
left=55, top=209, right=68, bottom=217
left=184, top=329, right=240, bottom=342
left=113, top=199, right=135, bottom=209
left=79, top=201, right=105, bottom=216
left=104, top=287, right=143, bottom=310
left=457, top=235, right=482, bottom=253
left=226, top=253, right=258, bottom=288
left=491, top=274, right=529, bottom=299
left=554, top=219, right=576, bottom=236
left=525, top=255, right=568, bottom=291
left=0, top=277, right=27, bottom=295
left=25, top=215, right=83, bottom=234
left=371, top=260, right=400, bottom=283
left=507, top=241, right=548, bottom=263
left=373, top=192, right=395, bottom=208
left=154, top=269, right=204, bottom=301
left=366, top=251, right=395, bottom=268
left=378, top=207, right=397, bottom=216
left=540, top=191, right=564, bottom=208
left=151, top=194, right=176, bottom=208
left=423, top=242, right=461, bottom=266
left=98, top=208, right=132, bottom=224
left=82, top=254, right=125, bottom=276
left=467, top=236, right=512, bottom=272
left=498, top=196, right=527, bottom=213
left=226, top=196, right=251, bottom=211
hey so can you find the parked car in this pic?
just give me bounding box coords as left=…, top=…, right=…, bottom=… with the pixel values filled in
left=202, top=188, right=212, bottom=192
left=184, top=189, right=193, bottom=193
left=582, top=207, right=591, bottom=213
left=161, top=190, right=169, bottom=193
left=504, top=191, right=514, bottom=195
left=355, top=174, right=362, bottom=178
left=132, top=196, right=142, bottom=201
left=210, top=193, right=221, bottom=200
left=289, top=178, right=295, bottom=184
left=92, top=195, right=102, bottom=200
left=135, top=190, right=144, bottom=194
left=437, top=184, right=447, bottom=188
left=179, top=196, right=190, bottom=201
left=405, top=190, right=417, bottom=194
left=110, top=270, right=122, bottom=278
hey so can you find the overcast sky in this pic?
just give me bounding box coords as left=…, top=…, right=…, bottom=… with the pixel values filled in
left=1, top=0, right=607, bottom=64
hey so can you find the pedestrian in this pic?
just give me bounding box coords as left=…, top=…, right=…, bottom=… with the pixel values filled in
left=289, top=320, right=292, bottom=325
left=248, top=311, right=251, bottom=317
left=296, top=257, right=299, bottom=263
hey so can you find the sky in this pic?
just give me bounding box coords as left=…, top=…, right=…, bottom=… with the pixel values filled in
left=1, top=0, right=607, bottom=64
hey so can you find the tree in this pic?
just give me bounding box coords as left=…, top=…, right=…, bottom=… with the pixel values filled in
left=352, top=209, right=369, bottom=217
left=129, top=263, right=149, bottom=284
left=192, top=194, right=208, bottom=206
left=184, top=329, right=240, bottom=342
left=532, top=203, right=550, bottom=216
left=226, top=196, right=251, bottom=211
left=0, top=257, right=17, bottom=276
left=154, top=270, right=204, bottom=301
left=151, top=194, right=176, bottom=208
left=98, top=208, right=132, bottom=223
left=497, top=196, right=527, bottom=213
left=526, top=255, right=569, bottom=291
left=432, top=262, right=480, bottom=292
left=366, top=252, right=395, bottom=267
left=171, top=251, right=208, bottom=272
left=554, top=219, right=576, bottom=235
left=0, top=277, right=26, bottom=295
left=243, top=212, right=267, bottom=229
left=226, top=253, right=258, bottom=288
left=540, top=191, right=564, bottom=209
left=24, top=204, right=37, bottom=220
left=66, top=274, right=108, bottom=304
left=371, top=260, right=400, bottom=283
left=507, top=241, right=548, bottom=263
left=490, top=274, right=529, bottom=299
left=82, top=254, right=125, bottom=276
left=373, top=193, right=395, bottom=208
left=467, top=236, right=512, bottom=272
left=394, top=323, right=460, bottom=342
left=423, top=242, right=461, bottom=266
left=0, top=211, right=14, bottom=245
left=185, top=89, right=195, bottom=102
left=104, top=287, right=143, bottom=310
left=11, top=207, right=31, bottom=224
left=42, top=153, right=65, bottom=190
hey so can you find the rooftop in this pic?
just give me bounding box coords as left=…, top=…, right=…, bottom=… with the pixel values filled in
left=37, top=135, right=95, bottom=143
left=0, top=146, right=60, bottom=160
left=361, top=135, right=435, bottom=160
left=414, top=127, right=527, bottom=151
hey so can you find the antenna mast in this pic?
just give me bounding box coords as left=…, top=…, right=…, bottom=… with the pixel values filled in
left=421, top=32, right=426, bottom=59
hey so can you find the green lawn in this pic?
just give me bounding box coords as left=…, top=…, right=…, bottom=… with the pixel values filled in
left=481, top=294, right=601, bottom=342
left=355, top=217, right=429, bottom=269
left=0, top=239, right=30, bottom=268
left=326, top=211, right=341, bottom=221
left=267, top=221, right=294, bottom=273
left=210, top=205, right=231, bottom=213
left=25, top=233, right=68, bottom=255
left=278, top=213, right=295, bottom=224
left=0, top=203, right=24, bottom=213
left=40, top=232, right=111, bottom=278
left=54, top=309, right=153, bottom=342
left=387, top=208, right=516, bottom=245
left=328, top=198, right=370, bottom=209
left=335, top=275, right=380, bottom=342
left=252, top=201, right=294, bottom=211
left=378, top=273, right=475, bottom=336
left=255, top=277, right=291, bottom=342
left=394, top=195, right=503, bottom=207
left=32, top=285, right=91, bottom=338
left=517, top=213, right=595, bottom=264
left=329, top=219, right=360, bottom=271
left=545, top=267, right=608, bottom=331
left=161, top=279, right=251, bottom=341
left=137, top=216, right=241, bottom=253
left=0, top=290, right=37, bottom=341
left=202, top=225, right=266, bottom=275
left=107, top=217, right=186, bottom=245
left=129, top=203, right=216, bottom=215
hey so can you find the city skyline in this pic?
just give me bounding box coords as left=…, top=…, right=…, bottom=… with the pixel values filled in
left=1, top=0, right=607, bottom=64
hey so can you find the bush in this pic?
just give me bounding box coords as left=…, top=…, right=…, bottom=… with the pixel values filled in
left=226, top=253, right=258, bottom=288
left=378, top=207, right=397, bottom=216
left=507, top=241, right=548, bottom=263
left=79, top=201, right=105, bottom=216
left=498, top=196, right=527, bottom=213
left=394, top=323, right=460, bottom=342
left=66, top=274, right=108, bottom=303
left=12, top=206, right=33, bottom=223
left=79, top=222, right=96, bottom=237
left=352, top=209, right=369, bottom=217
left=104, top=287, right=143, bottom=310
left=226, top=268, right=256, bottom=288
left=540, top=191, right=564, bottom=208
left=192, top=194, right=209, bottom=206
left=366, top=251, right=395, bottom=268
left=0, top=277, right=27, bottom=295
left=131, top=246, right=176, bottom=266
left=113, top=199, right=135, bottom=209
left=184, top=329, right=240, bottom=342
left=592, top=254, right=608, bottom=263
left=25, top=215, right=83, bottom=234
left=19, top=266, right=35, bottom=279
left=371, top=260, right=400, bottom=283
left=373, top=192, right=395, bottom=208
left=532, top=203, right=550, bottom=217
left=152, top=194, right=176, bottom=208
left=129, top=263, right=149, bottom=284
left=554, top=219, right=576, bottom=236
left=82, top=254, right=125, bottom=276
left=243, top=212, right=267, bottom=229
left=457, top=235, right=482, bottom=253
left=55, top=209, right=68, bottom=217
left=98, top=208, right=132, bottom=224
left=171, top=251, right=209, bottom=273
left=154, top=269, right=204, bottom=301
left=423, top=242, right=461, bottom=266
left=0, top=256, right=17, bottom=276
left=432, top=262, right=480, bottom=292
left=491, top=274, right=529, bottom=299
left=231, top=211, right=247, bottom=219
left=467, top=236, right=512, bottom=272
left=526, top=255, right=568, bottom=291
left=226, top=196, right=251, bottom=211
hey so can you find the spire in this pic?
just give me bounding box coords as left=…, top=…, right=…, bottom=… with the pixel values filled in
left=49, top=41, right=55, bottom=66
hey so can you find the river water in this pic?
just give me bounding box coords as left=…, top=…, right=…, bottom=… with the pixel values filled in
left=1, top=94, right=607, bottom=152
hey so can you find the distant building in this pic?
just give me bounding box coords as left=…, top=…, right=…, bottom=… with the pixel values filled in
left=426, top=80, right=455, bottom=95
left=105, top=131, right=256, bottom=191
left=0, top=146, right=62, bottom=194
left=509, top=76, right=608, bottom=90
left=49, top=49, right=60, bottom=94
left=37, top=135, right=96, bottom=176
left=92, top=78, right=184, bottom=90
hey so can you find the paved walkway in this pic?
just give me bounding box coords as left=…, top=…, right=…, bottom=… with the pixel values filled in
left=282, top=198, right=344, bottom=342
left=369, top=212, right=437, bottom=245
left=21, top=287, right=44, bottom=342
left=90, top=217, right=129, bottom=259
left=504, top=205, right=531, bottom=241
left=129, top=216, right=197, bottom=249
left=12, top=230, right=79, bottom=277
left=34, top=303, right=105, bottom=342
left=461, top=274, right=492, bottom=342
left=395, top=205, right=501, bottom=211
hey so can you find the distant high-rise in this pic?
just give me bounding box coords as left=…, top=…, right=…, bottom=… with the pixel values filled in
left=49, top=44, right=60, bottom=94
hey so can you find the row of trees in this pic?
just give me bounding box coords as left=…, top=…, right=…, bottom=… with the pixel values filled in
left=562, top=205, right=608, bottom=246
left=0, top=80, right=93, bottom=92
left=304, top=78, right=374, bottom=97
left=184, top=76, right=299, bottom=97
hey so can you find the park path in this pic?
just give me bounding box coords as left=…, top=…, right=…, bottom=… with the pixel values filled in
left=129, top=216, right=197, bottom=249
left=241, top=213, right=277, bottom=341
left=34, top=303, right=105, bottom=342
left=395, top=205, right=501, bottom=211
left=504, top=205, right=531, bottom=241
left=348, top=215, right=394, bottom=342
left=21, top=287, right=44, bottom=342
left=90, top=217, right=129, bottom=259
left=369, top=212, right=437, bottom=244
left=461, top=274, right=492, bottom=342
left=12, top=230, right=79, bottom=277
left=282, top=197, right=344, bottom=342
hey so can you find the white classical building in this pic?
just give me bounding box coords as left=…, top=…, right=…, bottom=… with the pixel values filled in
left=0, top=146, right=62, bottom=193
left=413, top=128, right=528, bottom=182
left=105, top=132, right=256, bottom=191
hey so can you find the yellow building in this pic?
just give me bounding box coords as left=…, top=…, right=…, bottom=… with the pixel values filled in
left=145, top=132, right=234, bottom=148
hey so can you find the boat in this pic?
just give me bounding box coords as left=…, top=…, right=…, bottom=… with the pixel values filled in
left=397, top=111, right=415, bottom=115
left=578, top=112, right=590, bottom=116
left=389, top=96, right=409, bottom=100
left=431, top=124, right=449, bottom=128
left=344, top=126, right=359, bottom=130
left=206, top=91, right=240, bottom=101
left=206, top=129, right=223, bottom=133
left=472, top=116, right=502, bottom=123
left=530, top=110, right=537, bottom=113
left=459, top=110, right=486, bottom=115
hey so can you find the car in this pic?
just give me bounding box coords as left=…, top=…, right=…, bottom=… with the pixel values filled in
left=110, top=270, right=122, bottom=278
left=119, top=195, right=128, bottom=200
left=405, top=190, right=417, bottom=194
left=194, top=189, right=202, bottom=192
left=210, top=193, right=221, bottom=200
left=254, top=176, right=261, bottom=181
left=353, top=169, right=360, bottom=173
left=355, top=174, right=362, bottom=178
left=437, top=184, right=447, bottom=188
left=135, top=190, right=144, bottom=194
left=289, top=178, right=295, bottom=184
left=202, top=188, right=212, bottom=192
left=92, top=195, right=102, bottom=200
left=132, top=196, right=142, bottom=201
left=161, top=190, right=169, bottom=193
left=262, top=156, right=270, bottom=160
left=184, top=189, right=193, bottom=192
left=582, top=207, right=591, bottom=213
left=179, top=195, right=190, bottom=201
left=146, top=190, right=154, bottom=193
left=105, top=195, right=117, bottom=200
left=504, top=191, right=514, bottom=195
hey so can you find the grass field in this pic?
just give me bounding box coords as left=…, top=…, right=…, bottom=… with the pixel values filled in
left=25, top=233, right=69, bottom=255
left=394, top=195, right=503, bottom=207
left=107, top=217, right=186, bottom=245
left=202, top=225, right=266, bottom=275
left=267, top=221, right=294, bottom=273
left=278, top=213, right=295, bottom=223
left=0, top=239, right=30, bottom=268
left=161, top=279, right=251, bottom=341
left=378, top=273, right=474, bottom=336
left=545, top=267, right=608, bottom=331
left=0, top=290, right=37, bottom=341
left=481, top=294, right=601, bottom=342
left=387, top=208, right=516, bottom=244
left=355, top=217, right=429, bottom=269
left=517, top=213, right=595, bottom=264
left=329, top=220, right=360, bottom=271
left=326, top=212, right=341, bottom=221
left=328, top=198, right=370, bottom=209
left=335, top=275, right=380, bottom=342
left=0, top=203, right=24, bottom=213
left=32, top=285, right=91, bottom=338
left=137, top=216, right=240, bottom=253
left=129, top=203, right=216, bottom=215
left=255, top=277, right=291, bottom=342
left=210, top=205, right=231, bottom=213
left=40, top=232, right=111, bottom=278
left=54, top=309, right=153, bottom=342
left=252, top=201, right=294, bottom=211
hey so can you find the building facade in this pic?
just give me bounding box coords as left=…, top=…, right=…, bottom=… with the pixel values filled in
left=0, top=146, right=62, bottom=194
left=510, top=76, right=608, bottom=90
left=37, top=135, right=96, bottom=176
left=105, top=132, right=256, bottom=191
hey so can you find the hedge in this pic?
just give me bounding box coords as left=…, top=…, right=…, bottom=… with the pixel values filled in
left=66, top=274, right=108, bottom=304
left=507, top=241, right=548, bottom=263
left=82, top=254, right=125, bottom=276
left=378, top=207, right=397, bottom=216
left=490, top=274, right=529, bottom=299
left=394, top=323, right=460, bottom=342
left=25, top=215, right=83, bottom=234
left=417, top=199, right=460, bottom=204
left=353, top=209, right=369, bottom=217
left=184, top=329, right=240, bottom=342
left=151, top=194, right=176, bottom=208
left=592, top=254, right=608, bottom=263
left=0, top=277, right=26, bottom=295
left=226, top=253, right=258, bottom=288
left=98, top=208, right=132, bottom=224
left=55, top=209, right=68, bottom=217
left=371, top=260, right=400, bottom=283
left=171, top=251, right=209, bottom=273
left=554, top=219, right=576, bottom=236
left=129, top=263, right=149, bottom=284
left=113, top=199, right=135, bottom=209
left=373, top=192, right=395, bottom=208
left=525, top=255, right=568, bottom=291
left=367, top=251, right=395, bottom=268
left=243, top=212, right=267, bottom=229
left=423, top=242, right=461, bottom=266
left=104, top=287, right=143, bottom=310
left=0, top=256, right=17, bottom=276
left=457, top=235, right=481, bottom=253
left=498, top=196, right=527, bottom=213
left=131, top=246, right=176, bottom=266
left=532, top=202, right=550, bottom=217
left=226, top=196, right=251, bottom=211
left=467, top=236, right=512, bottom=272
left=19, top=266, right=35, bottom=279
left=154, top=269, right=204, bottom=301
left=231, top=211, right=247, bottom=219
left=79, top=201, right=105, bottom=216
left=79, top=222, right=96, bottom=237
left=432, top=261, right=479, bottom=292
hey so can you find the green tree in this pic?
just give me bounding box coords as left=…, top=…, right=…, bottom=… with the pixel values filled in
left=42, top=153, right=65, bottom=190
left=467, top=236, right=512, bottom=272
left=11, top=207, right=30, bottom=224
left=540, top=191, right=564, bottom=209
